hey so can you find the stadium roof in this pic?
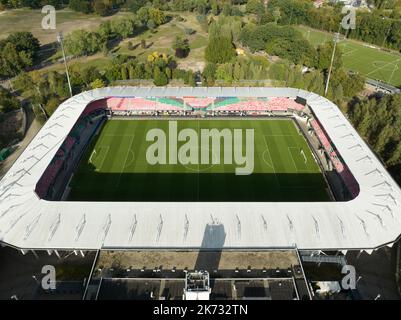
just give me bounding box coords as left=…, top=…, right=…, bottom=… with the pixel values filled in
left=0, top=87, right=400, bottom=252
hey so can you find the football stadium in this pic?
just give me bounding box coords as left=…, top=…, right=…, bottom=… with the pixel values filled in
left=0, top=87, right=400, bottom=255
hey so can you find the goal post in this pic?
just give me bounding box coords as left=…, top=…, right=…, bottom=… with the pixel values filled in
left=300, top=148, right=307, bottom=164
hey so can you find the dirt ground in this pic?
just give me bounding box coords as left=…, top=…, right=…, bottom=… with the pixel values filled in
left=97, top=250, right=300, bottom=271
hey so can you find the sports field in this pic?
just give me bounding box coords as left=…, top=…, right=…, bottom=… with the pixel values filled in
left=67, top=119, right=330, bottom=202
left=297, top=25, right=401, bottom=87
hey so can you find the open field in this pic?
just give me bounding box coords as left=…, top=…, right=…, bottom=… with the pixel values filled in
left=0, top=8, right=131, bottom=44
left=68, top=119, right=330, bottom=202
left=297, top=25, right=401, bottom=87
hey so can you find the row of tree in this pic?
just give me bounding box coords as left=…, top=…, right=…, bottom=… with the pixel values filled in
left=12, top=50, right=196, bottom=122
left=240, top=23, right=317, bottom=67
left=205, top=19, right=237, bottom=64
left=0, top=87, right=19, bottom=114
left=64, top=8, right=165, bottom=57
left=347, top=93, right=401, bottom=184
left=0, top=0, right=125, bottom=12
left=265, top=0, right=401, bottom=51
left=202, top=56, right=270, bottom=85
left=104, top=52, right=195, bottom=86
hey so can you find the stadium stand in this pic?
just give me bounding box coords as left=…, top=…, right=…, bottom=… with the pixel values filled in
left=310, top=119, right=359, bottom=197
left=206, top=97, right=305, bottom=112
left=183, top=97, right=215, bottom=109
left=35, top=103, right=107, bottom=199
left=107, top=97, right=187, bottom=111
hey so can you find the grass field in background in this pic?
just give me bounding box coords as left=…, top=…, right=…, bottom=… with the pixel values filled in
left=0, top=8, right=131, bottom=44
left=68, top=119, right=330, bottom=202
left=297, top=25, right=401, bottom=87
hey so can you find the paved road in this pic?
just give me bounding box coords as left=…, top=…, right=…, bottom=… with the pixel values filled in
left=0, top=114, right=42, bottom=179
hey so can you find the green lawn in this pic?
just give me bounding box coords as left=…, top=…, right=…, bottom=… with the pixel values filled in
left=68, top=119, right=330, bottom=202
left=297, top=25, right=401, bottom=87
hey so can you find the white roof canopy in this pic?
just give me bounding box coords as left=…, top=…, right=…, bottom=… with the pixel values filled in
left=0, top=87, right=400, bottom=251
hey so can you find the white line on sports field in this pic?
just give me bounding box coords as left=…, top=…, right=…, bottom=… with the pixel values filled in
left=341, top=48, right=357, bottom=57
left=367, top=58, right=401, bottom=76
left=103, top=134, right=136, bottom=137
left=264, top=134, right=295, bottom=137
left=91, top=146, right=109, bottom=172
left=288, top=147, right=309, bottom=173
left=262, top=135, right=280, bottom=187
left=89, top=150, right=96, bottom=164
left=116, top=135, right=135, bottom=187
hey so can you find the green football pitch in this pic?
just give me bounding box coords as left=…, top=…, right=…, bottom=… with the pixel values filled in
left=297, top=25, right=401, bottom=87
left=67, top=119, right=330, bottom=202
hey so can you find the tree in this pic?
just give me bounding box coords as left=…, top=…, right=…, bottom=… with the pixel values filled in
left=136, top=6, right=149, bottom=24
left=246, top=0, right=265, bottom=14
left=112, top=18, right=135, bottom=38
left=316, top=42, right=342, bottom=71
left=93, top=0, right=112, bottom=16
left=64, top=30, right=101, bottom=56
left=211, top=0, right=219, bottom=15
left=5, top=32, right=40, bottom=60
left=205, top=36, right=236, bottom=63
left=347, top=93, right=401, bottom=185
left=0, top=43, right=21, bottom=76
left=0, top=32, right=40, bottom=78
left=69, top=0, right=92, bottom=13
left=216, top=63, right=233, bottom=82
left=102, top=42, right=109, bottom=56
left=272, top=7, right=281, bottom=23
left=222, top=4, right=231, bottom=16
left=147, top=19, right=156, bottom=31
left=205, top=23, right=236, bottom=64
left=127, top=0, right=146, bottom=12
left=44, top=96, right=61, bottom=116
left=173, top=36, right=190, bottom=58
left=196, top=0, right=208, bottom=14
left=202, top=63, right=216, bottom=85
left=153, top=67, right=168, bottom=86
left=99, top=21, right=113, bottom=40
left=0, top=87, right=19, bottom=114
left=148, top=8, right=166, bottom=25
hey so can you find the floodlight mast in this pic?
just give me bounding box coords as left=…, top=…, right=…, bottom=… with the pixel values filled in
left=324, top=32, right=340, bottom=97
left=57, top=32, right=73, bottom=97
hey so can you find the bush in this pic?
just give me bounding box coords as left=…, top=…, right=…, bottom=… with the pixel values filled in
left=153, top=67, right=169, bottom=86
left=184, top=28, right=196, bottom=35
left=69, top=0, right=91, bottom=14
left=173, top=36, right=190, bottom=58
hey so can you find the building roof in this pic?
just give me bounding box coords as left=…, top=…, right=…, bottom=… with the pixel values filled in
left=0, top=87, right=400, bottom=251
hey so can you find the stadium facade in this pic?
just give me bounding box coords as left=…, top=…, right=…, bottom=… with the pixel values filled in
left=0, top=87, right=400, bottom=255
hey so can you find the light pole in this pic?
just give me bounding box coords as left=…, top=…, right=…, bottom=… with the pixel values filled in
left=57, top=32, right=73, bottom=97
left=324, top=32, right=340, bottom=97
